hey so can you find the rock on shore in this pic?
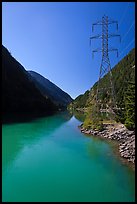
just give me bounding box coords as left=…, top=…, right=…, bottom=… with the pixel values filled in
left=79, top=123, right=135, bottom=164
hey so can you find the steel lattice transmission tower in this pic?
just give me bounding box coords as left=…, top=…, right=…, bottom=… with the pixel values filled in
left=90, top=15, right=121, bottom=117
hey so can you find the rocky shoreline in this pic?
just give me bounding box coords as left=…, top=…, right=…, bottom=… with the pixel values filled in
left=79, top=123, right=135, bottom=164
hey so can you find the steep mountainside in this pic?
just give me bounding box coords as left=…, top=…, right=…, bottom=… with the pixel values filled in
left=69, top=48, right=135, bottom=130
left=28, top=71, right=73, bottom=108
left=2, top=45, right=58, bottom=120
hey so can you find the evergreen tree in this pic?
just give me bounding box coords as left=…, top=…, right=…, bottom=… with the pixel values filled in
left=124, top=81, right=135, bottom=130
left=68, top=48, right=135, bottom=130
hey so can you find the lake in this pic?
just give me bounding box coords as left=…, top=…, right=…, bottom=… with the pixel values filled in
left=2, top=111, right=135, bottom=202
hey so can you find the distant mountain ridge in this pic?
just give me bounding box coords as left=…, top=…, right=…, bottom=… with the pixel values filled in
left=2, top=45, right=58, bottom=117
left=28, top=71, right=73, bottom=108
left=2, top=45, right=72, bottom=122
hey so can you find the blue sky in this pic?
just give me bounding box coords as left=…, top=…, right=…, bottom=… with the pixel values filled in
left=2, top=2, right=135, bottom=99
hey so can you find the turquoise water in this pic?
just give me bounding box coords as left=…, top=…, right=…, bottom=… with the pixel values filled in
left=2, top=112, right=135, bottom=202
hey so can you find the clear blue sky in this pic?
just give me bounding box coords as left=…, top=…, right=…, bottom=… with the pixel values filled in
left=2, top=2, right=135, bottom=99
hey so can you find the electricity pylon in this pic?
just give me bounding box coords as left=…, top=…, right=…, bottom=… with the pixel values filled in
left=90, top=15, right=121, bottom=119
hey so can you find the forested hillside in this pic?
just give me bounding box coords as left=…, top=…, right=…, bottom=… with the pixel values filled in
left=2, top=45, right=58, bottom=121
left=68, top=48, right=135, bottom=130
left=28, top=71, right=73, bottom=109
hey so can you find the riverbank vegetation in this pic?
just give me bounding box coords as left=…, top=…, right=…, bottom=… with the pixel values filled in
left=68, top=48, right=135, bottom=131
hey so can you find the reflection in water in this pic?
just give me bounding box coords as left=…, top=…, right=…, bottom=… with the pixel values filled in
left=3, top=110, right=73, bottom=124
left=2, top=111, right=73, bottom=170
left=69, top=110, right=86, bottom=122
left=2, top=111, right=135, bottom=202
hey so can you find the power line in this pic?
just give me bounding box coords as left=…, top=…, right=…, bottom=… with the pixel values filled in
left=122, top=21, right=135, bottom=42
left=119, top=39, right=135, bottom=57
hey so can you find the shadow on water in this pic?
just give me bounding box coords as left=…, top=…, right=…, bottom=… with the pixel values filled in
left=2, top=109, right=73, bottom=124
left=2, top=110, right=135, bottom=202
left=2, top=111, right=56, bottom=124
left=2, top=111, right=73, bottom=170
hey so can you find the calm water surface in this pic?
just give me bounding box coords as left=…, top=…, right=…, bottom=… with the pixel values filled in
left=2, top=112, right=135, bottom=202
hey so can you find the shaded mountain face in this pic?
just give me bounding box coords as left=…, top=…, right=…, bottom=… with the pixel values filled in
left=28, top=71, right=73, bottom=108
left=2, top=45, right=58, bottom=120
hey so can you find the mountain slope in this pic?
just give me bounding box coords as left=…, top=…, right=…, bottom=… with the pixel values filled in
left=69, top=48, right=135, bottom=130
left=28, top=71, right=73, bottom=108
left=2, top=45, right=57, bottom=120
